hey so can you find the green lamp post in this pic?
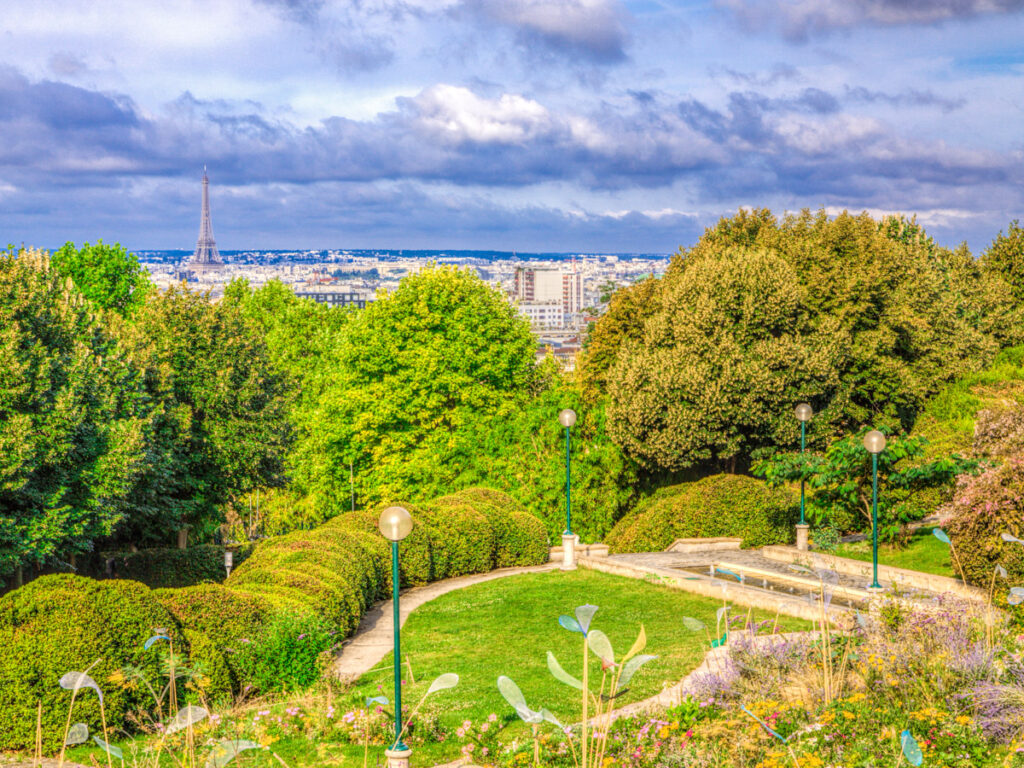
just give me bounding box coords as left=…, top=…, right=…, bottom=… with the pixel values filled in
left=558, top=408, right=577, bottom=535
left=794, top=403, right=813, bottom=525
left=378, top=506, right=414, bottom=757
left=558, top=408, right=578, bottom=571
left=863, top=430, right=887, bottom=590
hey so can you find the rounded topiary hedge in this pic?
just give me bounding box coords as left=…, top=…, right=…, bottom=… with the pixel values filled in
left=606, top=474, right=799, bottom=553
left=0, top=575, right=183, bottom=752
left=94, top=544, right=256, bottom=588
left=0, top=486, right=548, bottom=752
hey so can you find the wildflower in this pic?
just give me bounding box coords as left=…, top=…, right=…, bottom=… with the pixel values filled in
left=297, top=633, right=307, bottom=640
left=482, top=748, right=489, bottom=756
left=326, top=706, right=335, bottom=719
left=463, top=720, right=472, bottom=730
left=456, top=728, right=465, bottom=738
left=258, top=710, right=270, bottom=716
left=240, top=638, right=251, bottom=644
left=488, top=713, right=498, bottom=723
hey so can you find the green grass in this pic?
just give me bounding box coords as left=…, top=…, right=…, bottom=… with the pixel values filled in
left=832, top=526, right=956, bottom=578
left=62, top=568, right=808, bottom=768
left=345, top=568, right=808, bottom=759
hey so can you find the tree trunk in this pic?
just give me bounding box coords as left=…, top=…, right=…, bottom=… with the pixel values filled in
left=176, top=528, right=189, bottom=550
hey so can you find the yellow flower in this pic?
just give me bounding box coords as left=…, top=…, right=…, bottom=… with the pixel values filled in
left=956, top=715, right=972, bottom=726
left=842, top=712, right=855, bottom=720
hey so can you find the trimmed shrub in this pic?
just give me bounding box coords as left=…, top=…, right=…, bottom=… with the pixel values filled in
left=606, top=474, right=799, bottom=553
left=323, top=506, right=432, bottom=587
left=422, top=497, right=495, bottom=578
left=944, top=460, right=1024, bottom=623
left=78, top=544, right=255, bottom=589
left=0, top=575, right=181, bottom=752
left=451, top=488, right=549, bottom=567
left=181, top=628, right=233, bottom=702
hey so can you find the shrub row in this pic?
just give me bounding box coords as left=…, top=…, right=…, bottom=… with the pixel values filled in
left=0, top=487, right=547, bottom=751
left=90, top=544, right=256, bottom=588
left=605, top=474, right=799, bottom=553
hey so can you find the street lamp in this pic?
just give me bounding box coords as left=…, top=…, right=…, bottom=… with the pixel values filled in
left=378, top=506, right=414, bottom=759
left=558, top=408, right=578, bottom=571
left=224, top=549, right=234, bottom=578
left=794, top=404, right=813, bottom=551
left=863, top=430, right=887, bottom=590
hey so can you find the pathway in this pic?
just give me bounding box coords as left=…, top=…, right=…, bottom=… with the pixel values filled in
left=333, top=563, right=557, bottom=682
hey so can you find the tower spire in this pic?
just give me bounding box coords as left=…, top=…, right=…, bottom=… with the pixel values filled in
left=188, top=166, right=224, bottom=274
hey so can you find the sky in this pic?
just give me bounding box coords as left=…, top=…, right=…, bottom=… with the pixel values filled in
left=1, top=0, right=1023, bottom=253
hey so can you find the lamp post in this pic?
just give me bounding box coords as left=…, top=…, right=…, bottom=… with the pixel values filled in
left=863, top=430, right=887, bottom=590
left=224, top=549, right=234, bottom=578
left=794, top=403, right=813, bottom=551
left=558, top=408, right=578, bottom=570
left=378, top=506, right=414, bottom=766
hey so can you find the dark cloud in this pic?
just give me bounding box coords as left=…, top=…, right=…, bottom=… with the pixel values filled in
left=718, top=0, right=1024, bottom=40
left=0, top=67, right=1020, bottom=253
left=844, top=85, right=965, bottom=113
left=463, top=0, right=630, bottom=63
left=47, top=52, right=89, bottom=78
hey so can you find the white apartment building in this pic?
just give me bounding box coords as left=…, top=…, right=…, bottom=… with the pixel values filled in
left=513, top=266, right=584, bottom=327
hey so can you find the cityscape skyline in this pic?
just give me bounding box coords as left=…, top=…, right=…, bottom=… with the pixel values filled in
left=1, top=1, right=1022, bottom=254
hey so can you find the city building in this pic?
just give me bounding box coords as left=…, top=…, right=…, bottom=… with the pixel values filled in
left=293, top=290, right=374, bottom=309
left=513, top=265, right=584, bottom=327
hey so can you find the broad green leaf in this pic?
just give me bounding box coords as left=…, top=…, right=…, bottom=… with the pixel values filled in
left=204, top=739, right=261, bottom=768
left=587, top=629, right=614, bottom=665
left=93, top=737, right=123, bottom=759
left=617, top=654, right=656, bottom=690
left=426, top=673, right=459, bottom=695
left=681, top=617, right=705, bottom=632
left=166, top=705, right=208, bottom=734
left=546, top=651, right=583, bottom=690
left=710, top=631, right=728, bottom=648
left=65, top=723, right=88, bottom=746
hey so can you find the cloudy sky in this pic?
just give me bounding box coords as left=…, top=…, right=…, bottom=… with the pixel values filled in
left=2, top=0, right=1022, bottom=253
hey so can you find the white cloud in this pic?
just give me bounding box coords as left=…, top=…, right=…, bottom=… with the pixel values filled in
left=406, top=84, right=553, bottom=143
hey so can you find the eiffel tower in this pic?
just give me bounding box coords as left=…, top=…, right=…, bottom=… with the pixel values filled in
left=187, top=166, right=224, bottom=274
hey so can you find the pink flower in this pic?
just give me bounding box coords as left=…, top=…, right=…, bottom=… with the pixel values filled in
left=462, top=720, right=472, bottom=729
left=480, top=723, right=489, bottom=733
left=456, top=728, right=465, bottom=738
left=482, top=748, right=489, bottom=756
left=488, top=713, right=498, bottom=723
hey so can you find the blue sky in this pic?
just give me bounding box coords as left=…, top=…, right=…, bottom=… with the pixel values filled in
left=1, top=0, right=1022, bottom=253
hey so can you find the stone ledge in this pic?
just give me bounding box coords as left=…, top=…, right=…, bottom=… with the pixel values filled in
left=666, top=537, right=742, bottom=553
left=548, top=541, right=609, bottom=561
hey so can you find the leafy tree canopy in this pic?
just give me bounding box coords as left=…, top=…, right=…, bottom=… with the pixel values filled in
left=981, top=220, right=1024, bottom=302
left=50, top=240, right=153, bottom=317
left=0, top=248, right=149, bottom=577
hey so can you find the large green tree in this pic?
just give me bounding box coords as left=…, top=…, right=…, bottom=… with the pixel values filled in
left=114, top=285, right=292, bottom=545
left=293, top=265, right=538, bottom=509
left=606, top=247, right=843, bottom=471
left=981, top=220, right=1024, bottom=302
left=0, top=248, right=149, bottom=579
left=50, top=240, right=153, bottom=317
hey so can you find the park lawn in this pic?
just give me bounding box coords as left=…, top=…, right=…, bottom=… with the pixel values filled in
left=63, top=568, right=809, bottom=768
left=832, top=526, right=956, bottom=578
left=343, top=567, right=809, bottom=761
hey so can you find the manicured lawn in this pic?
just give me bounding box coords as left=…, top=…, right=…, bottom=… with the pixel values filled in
left=833, top=526, right=956, bottom=578
left=64, top=568, right=809, bottom=768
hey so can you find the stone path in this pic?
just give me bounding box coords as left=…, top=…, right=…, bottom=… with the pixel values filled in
left=333, top=563, right=557, bottom=682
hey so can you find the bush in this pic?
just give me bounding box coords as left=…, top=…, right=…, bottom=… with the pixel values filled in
left=451, top=488, right=550, bottom=567
left=181, top=628, right=233, bottom=702
left=323, top=506, right=432, bottom=586
left=944, top=460, right=1024, bottom=623
left=96, top=544, right=256, bottom=588
left=0, top=575, right=181, bottom=752
left=421, top=497, right=495, bottom=578
left=606, top=474, right=799, bottom=553
left=231, top=612, right=335, bottom=694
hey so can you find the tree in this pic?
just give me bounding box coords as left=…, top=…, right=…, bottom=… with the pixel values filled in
left=293, top=265, right=539, bottom=510
left=754, top=429, right=977, bottom=540
left=579, top=277, right=660, bottom=400
left=114, top=285, right=292, bottom=545
left=981, top=220, right=1024, bottom=302
left=0, top=248, right=148, bottom=579
left=606, top=247, right=844, bottom=472
left=50, top=240, right=153, bottom=317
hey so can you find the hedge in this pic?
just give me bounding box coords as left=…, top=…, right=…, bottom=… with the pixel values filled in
left=606, top=474, right=799, bottom=553
left=0, top=486, right=547, bottom=751
left=0, top=576, right=183, bottom=752
left=80, top=544, right=256, bottom=589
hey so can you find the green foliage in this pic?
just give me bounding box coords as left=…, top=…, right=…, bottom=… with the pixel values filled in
left=450, top=488, right=549, bottom=567
left=50, top=240, right=153, bottom=317
left=981, top=220, right=1024, bottom=303
left=0, top=575, right=181, bottom=752
left=754, top=430, right=977, bottom=539
left=944, top=460, right=1024, bottom=620
left=0, top=248, right=149, bottom=579
left=98, top=544, right=255, bottom=588
left=457, top=376, right=637, bottom=542
left=580, top=277, right=661, bottom=400
left=115, top=284, right=292, bottom=545
left=605, top=474, right=798, bottom=552
left=231, top=612, right=335, bottom=694
left=181, top=627, right=233, bottom=702
left=606, top=247, right=843, bottom=472
left=292, top=265, right=538, bottom=510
